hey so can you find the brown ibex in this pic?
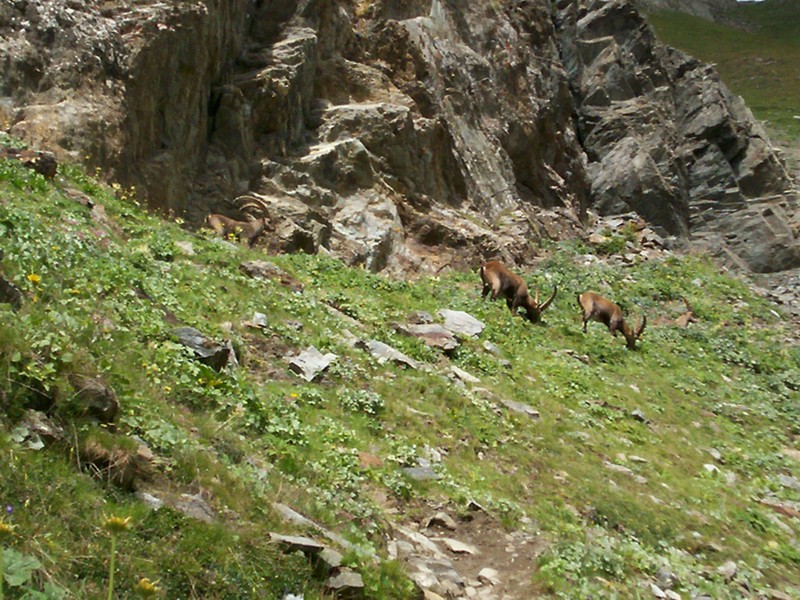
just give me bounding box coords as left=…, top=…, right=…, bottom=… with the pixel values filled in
left=577, top=291, right=646, bottom=349
left=205, top=195, right=270, bottom=247
left=480, top=260, right=557, bottom=323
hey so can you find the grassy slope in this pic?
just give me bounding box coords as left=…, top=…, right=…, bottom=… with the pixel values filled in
left=645, top=0, right=800, bottom=142
left=0, top=152, right=799, bottom=598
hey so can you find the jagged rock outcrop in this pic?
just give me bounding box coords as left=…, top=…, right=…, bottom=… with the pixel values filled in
left=555, top=0, right=800, bottom=271
left=1, top=0, right=797, bottom=273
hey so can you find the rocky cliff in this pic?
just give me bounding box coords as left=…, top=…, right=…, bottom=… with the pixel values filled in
left=1, top=0, right=798, bottom=273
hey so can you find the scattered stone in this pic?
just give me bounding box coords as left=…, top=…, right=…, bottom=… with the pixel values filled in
left=270, top=533, right=326, bottom=555
left=703, top=464, right=720, bottom=475
left=287, top=346, right=337, bottom=381
left=69, top=374, right=119, bottom=424
left=760, top=498, right=800, bottom=519
left=399, top=323, right=460, bottom=351
left=438, top=309, right=485, bottom=338
left=499, top=399, right=540, bottom=420
left=650, top=583, right=667, bottom=599
left=438, top=538, right=478, bottom=555
left=173, top=327, right=234, bottom=371
left=395, top=525, right=447, bottom=559
left=425, top=512, right=458, bottom=531
left=782, top=448, right=800, bottom=463
left=176, top=493, right=215, bottom=523
left=478, top=567, right=500, bottom=586
left=403, top=466, right=441, bottom=481
left=630, top=409, right=649, bottom=424
left=664, top=590, right=681, bottom=600
left=240, top=260, right=304, bottom=292
left=408, top=311, right=434, bottom=324
left=324, top=569, right=364, bottom=598
left=777, top=475, right=800, bottom=492
left=708, top=448, right=723, bottom=463
left=318, top=547, right=344, bottom=570
left=174, top=240, right=195, bottom=256
left=358, top=339, right=418, bottom=369
left=137, top=491, right=164, bottom=510
left=422, top=590, right=446, bottom=600
left=451, top=365, right=480, bottom=384
left=243, top=312, right=268, bottom=329
left=717, top=560, right=737, bottom=581
left=482, top=340, right=501, bottom=355
left=13, top=410, right=64, bottom=448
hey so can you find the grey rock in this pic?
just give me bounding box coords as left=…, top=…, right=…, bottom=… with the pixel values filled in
left=407, top=311, right=434, bottom=324
left=270, top=533, right=326, bottom=555
left=438, top=310, right=485, bottom=338
left=777, top=475, right=800, bottom=492
left=325, top=569, right=364, bottom=598
left=438, top=538, right=478, bottom=555
left=287, top=346, right=337, bottom=381
left=716, top=560, right=737, bottom=581
left=173, top=327, right=233, bottom=372
left=69, top=375, right=119, bottom=424
left=399, top=323, right=460, bottom=352
left=174, top=241, right=196, bottom=256
left=451, top=365, right=480, bottom=384
left=318, top=547, right=344, bottom=570
left=403, top=466, right=441, bottom=481
left=358, top=339, right=419, bottom=369
left=500, top=399, right=540, bottom=420
left=240, top=260, right=304, bottom=292
left=137, top=491, right=165, bottom=510
left=478, top=567, right=500, bottom=586
left=425, top=512, right=458, bottom=531
left=176, top=493, right=215, bottom=523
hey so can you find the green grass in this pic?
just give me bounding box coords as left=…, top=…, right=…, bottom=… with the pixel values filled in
left=646, top=0, right=800, bottom=142
left=1, top=147, right=799, bottom=597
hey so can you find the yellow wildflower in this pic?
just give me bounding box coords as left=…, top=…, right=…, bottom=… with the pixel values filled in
left=0, top=520, right=14, bottom=542
left=102, top=515, right=132, bottom=534
left=27, top=273, right=41, bottom=284
left=133, top=577, right=160, bottom=598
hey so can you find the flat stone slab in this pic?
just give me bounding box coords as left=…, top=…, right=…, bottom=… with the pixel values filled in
left=451, top=365, right=480, bottom=384
left=287, top=346, right=337, bottom=381
left=359, top=339, right=419, bottom=369
left=401, top=323, right=459, bottom=351
left=437, top=309, right=485, bottom=338
left=270, top=533, right=325, bottom=554
left=173, top=327, right=232, bottom=371
left=402, top=466, right=441, bottom=481
left=500, top=399, right=540, bottom=420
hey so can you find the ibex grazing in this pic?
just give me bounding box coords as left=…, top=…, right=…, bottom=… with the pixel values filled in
left=480, top=260, right=557, bottom=323
left=206, top=195, right=270, bottom=247
left=577, top=292, right=646, bottom=349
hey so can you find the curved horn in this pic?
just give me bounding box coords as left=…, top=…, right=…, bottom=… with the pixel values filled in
left=635, top=314, right=647, bottom=339
left=538, top=284, right=558, bottom=312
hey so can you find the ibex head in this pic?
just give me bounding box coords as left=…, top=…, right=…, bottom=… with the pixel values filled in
left=480, top=260, right=557, bottom=324
left=577, top=291, right=646, bottom=349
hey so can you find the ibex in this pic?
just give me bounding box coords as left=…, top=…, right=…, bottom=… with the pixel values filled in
left=577, top=291, right=646, bottom=349
left=205, top=195, right=270, bottom=247
left=480, top=260, right=557, bottom=323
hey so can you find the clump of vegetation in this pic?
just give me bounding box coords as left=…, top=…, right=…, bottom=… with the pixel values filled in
left=1, top=146, right=799, bottom=597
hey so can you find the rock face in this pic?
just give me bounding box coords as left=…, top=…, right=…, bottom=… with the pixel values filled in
left=555, top=0, right=800, bottom=271
left=1, top=0, right=797, bottom=273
